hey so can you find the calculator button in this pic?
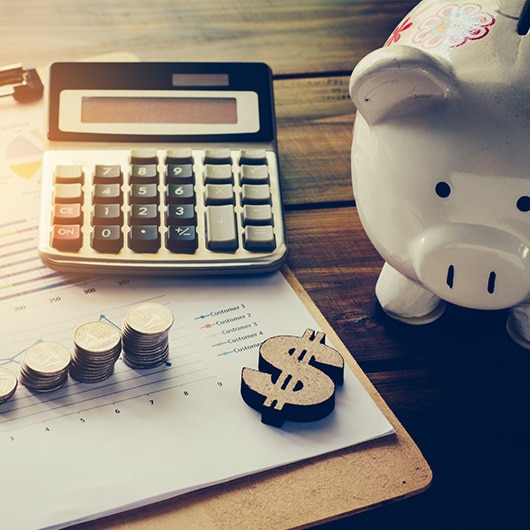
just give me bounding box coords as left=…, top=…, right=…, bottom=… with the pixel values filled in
left=91, top=225, right=123, bottom=253
left=53, top=203, right=82, bottom=225
left=242, top=204, right=273, bottom=226
left=93, top=183, right=122, bottom=204
left=166, top=148, right=193, bottom=165
left=240, top=165, right=269, bottom=184
left=166, top=225, right=198, bottom=253
left=205, top=184, right=235, bottom=205
left=166, top=203, right=196, bottom=225
left=166, top=164, right=194, bottom=184
left=55, top=164, right=84, bottom=184
left=131, top=148, right=158, bottom=164
left=51, top=225, right=83, bottom=251
left=131, top=164, right=158, bottom=182
left=243, top=225, right=276, bottom=252
left=240, top=149, right=268, bottom=165
left=167, top=183, right=196, bottom=204
left=204, top=164, right=233, bottom=184
left=130, top=183, right=159, bottom=204
left=205, top=205, right=238, bottom=251
left=129, top=204, right=160, bottom=225
left=241, top=184, right=271, bottom=205
left=54, top=183, right=83, bottom=203
left=92, top=203, right=123, bottom=225
left=94, top=165, right=122, bottom=183
left=128, top=225, right=161, bottom=253
left=204, top=148, right=232, bottom=165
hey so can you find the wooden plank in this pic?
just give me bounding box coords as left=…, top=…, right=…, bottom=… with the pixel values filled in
left=0, top=0, right=416, bottom=74
left=275, top=75, right=356, bottom=206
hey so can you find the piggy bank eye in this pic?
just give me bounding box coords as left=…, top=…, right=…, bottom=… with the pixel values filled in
left=435, top=182, right=451, bottom=198
left=517, top=196, right=530, bottom=212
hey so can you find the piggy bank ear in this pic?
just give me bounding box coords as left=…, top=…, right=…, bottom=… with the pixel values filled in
left=350, top=45, right=457, bottom=125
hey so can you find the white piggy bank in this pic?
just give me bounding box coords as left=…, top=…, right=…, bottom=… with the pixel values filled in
left=349, top=0, right=530, bottom=347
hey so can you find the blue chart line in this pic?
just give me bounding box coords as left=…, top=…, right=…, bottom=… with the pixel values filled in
left=0, top=218, right=84, bottom=302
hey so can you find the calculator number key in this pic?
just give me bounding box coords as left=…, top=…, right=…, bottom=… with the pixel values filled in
left=94, top=164, right=122, bottom=183
left=129, top=204, right=160, bottom=225
left=130, top=183, right=159, bottom=204
left=93, top=183, right=122, bottom=204
left=91, top=225, right=123, bottom=253
left=167, top=184, right=195, bottom=204
left=92, top=203, right=123, bottom=225
left=131, top=164, right=158, bottom=183
left=166, top=204, right=196, bottom=225
left=166, top=164, right=194, bottom=184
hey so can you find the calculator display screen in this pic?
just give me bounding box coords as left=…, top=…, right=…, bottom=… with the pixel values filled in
left=81, top=96, right=238, bottom=125
left=57, top=89, right=259, bottom=137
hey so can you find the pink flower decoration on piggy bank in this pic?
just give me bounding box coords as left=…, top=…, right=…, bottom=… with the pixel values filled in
left=350, top=0, right=530, bottom=348
left=413, top=3, right=495, bottom=48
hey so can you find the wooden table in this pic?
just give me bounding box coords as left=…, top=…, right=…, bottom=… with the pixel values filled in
left=2, top=1, right=530, bottom=528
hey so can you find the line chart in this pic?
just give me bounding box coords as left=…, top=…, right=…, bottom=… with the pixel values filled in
left=0, top=291, right=214, bottom=434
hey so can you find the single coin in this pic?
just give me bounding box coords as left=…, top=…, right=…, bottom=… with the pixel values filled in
left=124, top=303, right=174, bottom=334
left=0, top=366, right=18, bottom=404
left=74, top=321, right=121, bottom=353
left=23, top=342, right=71, bottom=375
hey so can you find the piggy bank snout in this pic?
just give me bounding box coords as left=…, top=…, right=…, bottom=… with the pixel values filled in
left=412, top=224, right=530, bottom=310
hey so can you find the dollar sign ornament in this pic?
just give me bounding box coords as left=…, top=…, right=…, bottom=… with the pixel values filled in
left=240, top=329, right=344, bottom=427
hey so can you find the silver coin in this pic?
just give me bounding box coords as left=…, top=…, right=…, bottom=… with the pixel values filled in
left=74, top=321, right=121, bottom=353
left=23, top=342, right=71, bottom=375
left=0, top=366, right=18, bottom=404
left=124, top=303, right=173, bottom=334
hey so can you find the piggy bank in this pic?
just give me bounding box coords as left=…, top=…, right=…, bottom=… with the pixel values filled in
left=349, top=0, right=530, bottom=347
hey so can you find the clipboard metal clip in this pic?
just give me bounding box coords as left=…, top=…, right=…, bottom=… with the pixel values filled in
left=0, top=63, right=43, bottom=103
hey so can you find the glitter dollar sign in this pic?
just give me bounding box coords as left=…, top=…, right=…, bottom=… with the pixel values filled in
left=240, top=329, right=344, bottom=427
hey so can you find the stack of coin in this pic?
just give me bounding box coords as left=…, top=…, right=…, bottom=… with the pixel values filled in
left=70, top=321, right=122, bottom=383
left=20, top=342, right=71, bottom=392
left=0, top=366, right=18, bottom=404
left=122, top=302, right=174, bottom=369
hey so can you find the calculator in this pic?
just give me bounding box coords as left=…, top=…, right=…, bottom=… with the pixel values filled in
left=38, top=62, right=287, bottom=275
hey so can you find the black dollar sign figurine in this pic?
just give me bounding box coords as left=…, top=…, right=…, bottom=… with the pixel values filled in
left=240, top=329, right=344, bottom=427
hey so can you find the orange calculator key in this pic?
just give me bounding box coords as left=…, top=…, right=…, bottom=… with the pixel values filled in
left=51, top=224, right=83, bottom=251
left=52, top=203, right=82, bottom=224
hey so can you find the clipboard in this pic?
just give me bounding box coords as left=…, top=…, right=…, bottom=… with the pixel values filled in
left=80, top=267, right=432, bottom=529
